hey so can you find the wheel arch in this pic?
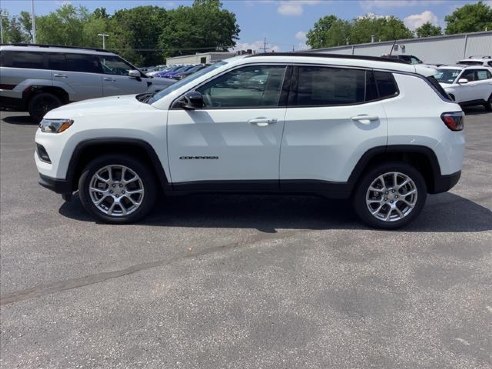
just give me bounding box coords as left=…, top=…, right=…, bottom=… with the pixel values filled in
left=348, top=145, right=442, bottom=195
left=23, top=86, right=70, bottom=106
left=66, top=138, right=170, bottom=193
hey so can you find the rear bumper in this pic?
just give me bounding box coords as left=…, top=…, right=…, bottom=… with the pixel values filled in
left=39, top=173, right=72, bottom=194
left=431, top=170, right=461, bottom=194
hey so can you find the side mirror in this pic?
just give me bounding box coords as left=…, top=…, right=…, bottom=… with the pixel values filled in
left=179, top=91, right=205, bottom=110
left=458, top=78, right=469, bottom=84
left=128, top=70, right=141, bottom=78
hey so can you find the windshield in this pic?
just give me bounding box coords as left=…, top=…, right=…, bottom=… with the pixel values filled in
left=148, top=62, right=227, bottom=104
left=434, top=69, right=461, bottom=84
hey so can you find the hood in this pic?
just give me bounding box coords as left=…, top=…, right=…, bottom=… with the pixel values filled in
left=148, top=76, right=176, bottom=86
left=44, top=95, right=154, bottom=119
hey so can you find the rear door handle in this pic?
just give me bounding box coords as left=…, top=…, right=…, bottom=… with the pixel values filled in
left=104, top=77, right=116, bottom=82
left=53, top=73, right=68, bottom=78
left=248, top=118, right=278, bottom=127
left=351, top=115, right=379, bottom=124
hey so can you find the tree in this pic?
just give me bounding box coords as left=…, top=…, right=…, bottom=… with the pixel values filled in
left=306, top=14, right=413, bottom=49
left=18, top=11, right=33, bottom=42
left=306, top=15, right=352, bottom=48
left=415, top=22, right=442, bottom=38
left=351, top=15, right=413, bottom=44
left=109, top=6, right=168, bottom=66
left=445, top=0, right=492, bottom=34
left=36, top=4, right=90, bottom=45
left=160, top=0, right=240, bottom=57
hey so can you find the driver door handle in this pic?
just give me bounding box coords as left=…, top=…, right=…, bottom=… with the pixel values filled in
left=53, top=73, right=68, bottom=78
left=351, top=115, right=379, bottom=124
left=104, top=77, right=116, bottom=82
left=248, top=118, right=278, bottom=127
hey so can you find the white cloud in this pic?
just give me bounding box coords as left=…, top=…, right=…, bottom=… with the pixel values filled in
left=360, top=0, right=445, bottom=10
left=231, top=40, right=281, bottom=53
left=295, top=31, right=307, bottom=42
left=277, top=0, right=321, bottom=16
left=404, top=10, right=438, bottom=30
left=295, top=31, right=309, bottom=50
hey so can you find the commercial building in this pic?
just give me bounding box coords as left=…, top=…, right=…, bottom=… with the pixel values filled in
left=166, top=51, right=236, bottom=66
left=312, top=31, right=492, bottom=65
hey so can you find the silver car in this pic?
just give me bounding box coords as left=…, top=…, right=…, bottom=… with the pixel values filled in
left=0, top=44, right=176, bottom=122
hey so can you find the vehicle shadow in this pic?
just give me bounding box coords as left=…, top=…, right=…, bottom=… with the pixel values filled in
left=59, top=192, right=491, bottom=233
left=463, top=106, right=491, bottom=116
left=1, top=114, right=35, bottom=125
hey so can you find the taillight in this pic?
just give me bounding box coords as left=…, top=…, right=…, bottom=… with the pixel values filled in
left=441, top=112, right=464, bottom=131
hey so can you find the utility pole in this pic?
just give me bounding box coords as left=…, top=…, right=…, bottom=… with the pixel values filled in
left=31, top=0, right=36, bottom=43
left=98, top=33, right=109, bottom=49
left=0, top=12, right=4, bottom=44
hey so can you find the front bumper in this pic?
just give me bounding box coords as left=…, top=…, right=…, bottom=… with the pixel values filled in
left=39, top=173, right=72, bottom=194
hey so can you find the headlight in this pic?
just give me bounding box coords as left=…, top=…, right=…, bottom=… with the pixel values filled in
left=39, top=119, right=74, bottom=133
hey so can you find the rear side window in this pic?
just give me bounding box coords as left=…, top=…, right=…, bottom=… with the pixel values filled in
left=373, top=71, right=398, bottom=99
left=293, top=67, right=398, bottom=107
left=0, top=51, right=46, bottom=69
left=295, top=67, right=369, bottom=106
left=66, top=54, right=102, bottom=73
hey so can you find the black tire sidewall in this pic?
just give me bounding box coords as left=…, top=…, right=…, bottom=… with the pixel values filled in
left=78, top=155, right=157, bottom=224
left=28, top=93, right=62, bottom=123
left=353, top=162, right=427, bottom=230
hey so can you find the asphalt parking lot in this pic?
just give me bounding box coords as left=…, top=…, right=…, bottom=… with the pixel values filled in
left=1, top=109, right=491, bottom=369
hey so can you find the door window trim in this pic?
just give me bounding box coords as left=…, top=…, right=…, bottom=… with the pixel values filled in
left=170, top=63, right=292, bottom=110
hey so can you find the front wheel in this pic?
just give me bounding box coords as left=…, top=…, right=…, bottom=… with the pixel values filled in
left=78, top=155, right=157, bottom=223
left=353, top=163, right=427, bottom=229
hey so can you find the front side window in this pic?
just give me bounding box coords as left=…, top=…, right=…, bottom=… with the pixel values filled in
left=66, top=54, right=102, bottom=73
left=196, top=65, right=287, bottom=108
left=460, top=69, right=476, bottom=82
left=99, top=55, right=136, bottom=76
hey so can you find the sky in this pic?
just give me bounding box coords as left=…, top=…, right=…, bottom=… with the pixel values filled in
left=1, top=0, right=487, bottom=51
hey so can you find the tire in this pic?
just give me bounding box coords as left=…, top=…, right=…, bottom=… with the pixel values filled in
left=28, top=92, right=62, bottom=124
left=484, top=94, right=492, bottom=112
left=78, top=155, right=157, bottom=224
left=352, top=162, right=427, bottom=230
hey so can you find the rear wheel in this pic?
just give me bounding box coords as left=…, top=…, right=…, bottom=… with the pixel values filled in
left=353, top=163, right=427, bottom=229
left=28, top=93, right=62, bottom=124
left=78, top=155, right=157, bottom=223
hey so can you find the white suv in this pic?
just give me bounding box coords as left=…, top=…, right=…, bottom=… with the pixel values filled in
left=34, top=53, right=465, bottom=229
left=434, top=65, right=492, bottom=110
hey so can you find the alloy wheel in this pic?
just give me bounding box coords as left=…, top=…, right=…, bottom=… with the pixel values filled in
left=88, top=164, right=145, bottom=217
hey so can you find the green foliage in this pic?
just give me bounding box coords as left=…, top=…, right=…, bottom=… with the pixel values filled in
left=306, top=16, right=351, bottom=48
left=445, top=1, right=492, bottom=34
left=415, top=22, right=442, bottom=38
left=160, top=0, right=240, bottom=57
left=36, top=4, right=90, bottom=45
left=109, top=6, right=168, bottom=66
left=350, top=16, right=413, bottom=44
left=307, top=14, right=413, bottom=48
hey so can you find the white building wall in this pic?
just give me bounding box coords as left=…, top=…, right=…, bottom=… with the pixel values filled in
left=313, top=31, right=492, bottom=65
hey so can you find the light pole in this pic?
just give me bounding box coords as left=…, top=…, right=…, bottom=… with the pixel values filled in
left=98, top=33, right=109, bottom=49
left=31, top=0, right=36, bottom=43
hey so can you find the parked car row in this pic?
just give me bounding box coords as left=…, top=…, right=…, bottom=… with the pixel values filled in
left=148, top=64, right=210, bottom=80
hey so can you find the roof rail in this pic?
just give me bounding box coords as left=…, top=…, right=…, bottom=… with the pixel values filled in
left=246, top=52, right=408, bottom=64
left=1, top=43, right=109, bottom=53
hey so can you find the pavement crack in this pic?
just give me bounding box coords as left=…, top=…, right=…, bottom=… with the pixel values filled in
left=0, top=229, right=303, bottom=306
